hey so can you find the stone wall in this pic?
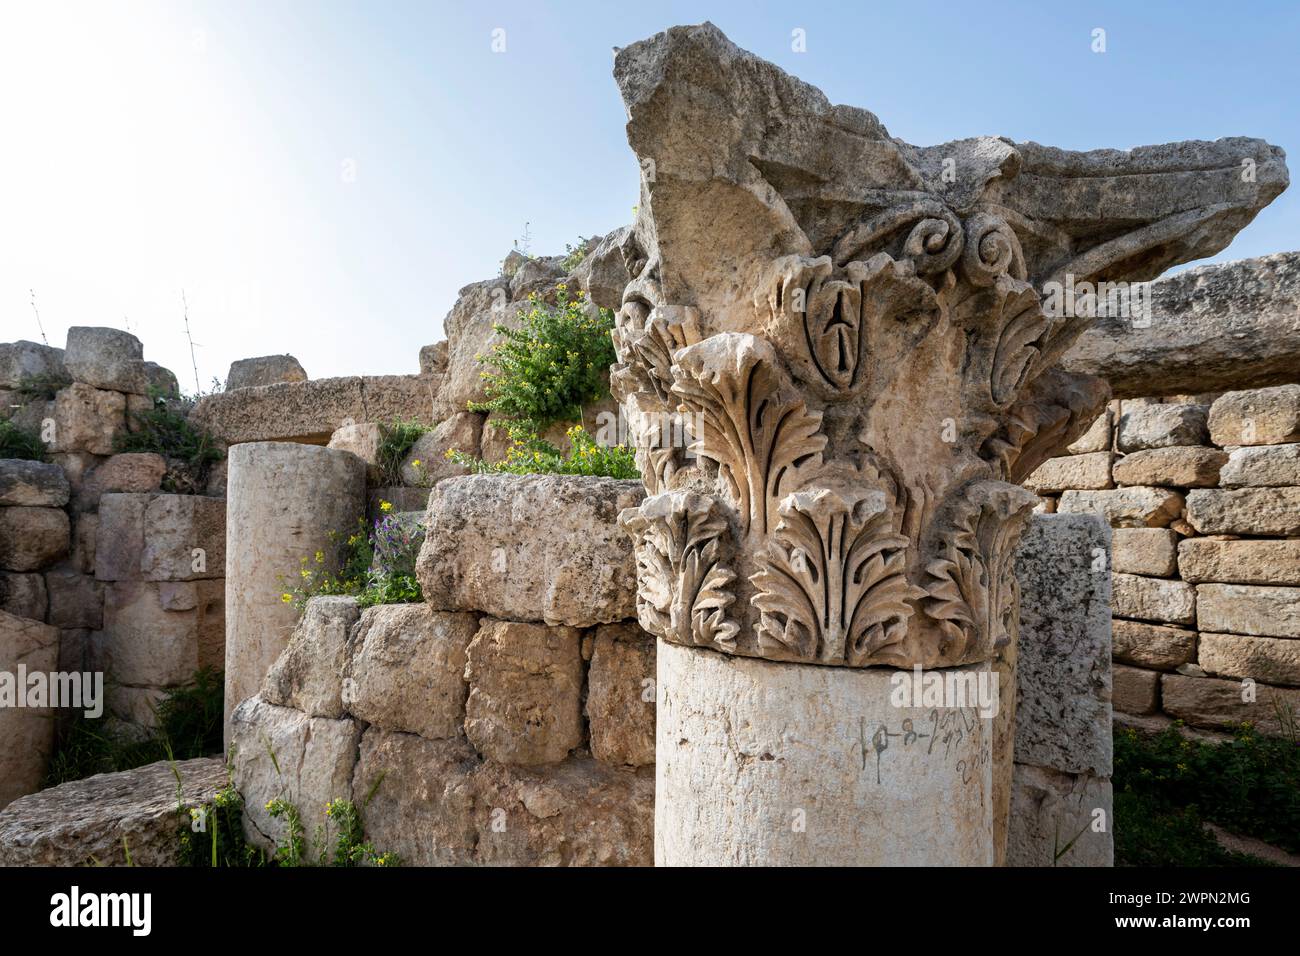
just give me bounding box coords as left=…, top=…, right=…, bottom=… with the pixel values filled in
left=1027, top=385, right=1300, bottom=735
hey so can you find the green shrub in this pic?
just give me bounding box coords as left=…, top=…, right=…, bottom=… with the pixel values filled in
left=0, top=420, right=47, bottom=461
left=115, top=388, right=223, bottom=490
left=374, top=419, right=429, bottom=486
left=281, top=509, right=423, bottom=611
left=469, top=285, right=616, bottom=435
left=446, top=425, right=638, bottom=480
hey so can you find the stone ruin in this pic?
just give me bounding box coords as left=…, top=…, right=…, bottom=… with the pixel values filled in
left=0, top=23, right=1294, bottom=866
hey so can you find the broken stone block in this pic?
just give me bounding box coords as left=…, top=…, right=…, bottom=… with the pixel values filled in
left=418, top=341, right=448, bottom=377
left=417, top=474, right=644, bottom=627
left=1005, top=764, right=1113, bottom=867
left=0, top=571, right=47, bottom=621
left=63, top=327, right=149, bottom=395
left=1199, top=632, right=1300, bottom=687
left=1057, top=487, right=1184, bottom=528
left=1111, top=528, right=1178, bottom=577
left=82, top=452, right=167, bottom=499
left=1218, top=442, right=1300, bottom=487
left=1111, top=620, right=1196, bottom=670
left=0, top=340, right=66, bottom=390
left=1023, top=452, right=1113, bottom=493
left=225, top=354, right=307, bottom=390
left=1208, top=385, right=1300, bottom=446
left=1112, top=572, right=1196, bottom=626
left=262, top=596, right=360, bottom=719
left=1117, top=403, right=1209, bottom=452
left=1066, top=408, right=1112, bottom=455
left=49, top=383, right=126, bottom=455
left=1161, top=673, right=1300, bottom=734
left=400, top=411, right=482, bottom=485
left=463, top=619, right=584, bottom=766
left=93, top=493, right=149, bottom=580
left=1178, top=537, right=1300, bottom=586
left=1111, top=664, right=1160, bottom=715
left=0, top=459, right=69, bottom=507
left=140, top=494, right=225, bottom=581
left=1184, top=488, right=1300, bottom=536
left=345, top=603, right=477, bottom=740
left=0, top=506, right=69, bottom=571
left=326, top=422, right=384, bottom=480
left=585, top=622, right=656, bottom=768
left=1196, top=583, right=1300, bottom=639
left=0, top=609, right=59, bottom=809
left=1111, top=446, right=1226, bottom=488
left=44, top=569, right=103, bottom=630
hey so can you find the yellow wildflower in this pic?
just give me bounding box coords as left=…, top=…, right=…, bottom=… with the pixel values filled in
left=379, top=500, right=393, bottom=513
left=281, top=593, right=293, bottom=603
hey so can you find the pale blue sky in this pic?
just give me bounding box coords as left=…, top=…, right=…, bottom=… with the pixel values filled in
left=2, top=0, right=1296, bottom=388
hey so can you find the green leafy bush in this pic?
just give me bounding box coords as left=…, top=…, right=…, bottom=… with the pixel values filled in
left=446, top=425, right=638, bottom=479
left=0, top=420, right=47, bottom=461
left=115, top=388, right=223, bottom=490
left=469, top=285, right=616, bottom=435
left=281, top=509, right=423, bottom=611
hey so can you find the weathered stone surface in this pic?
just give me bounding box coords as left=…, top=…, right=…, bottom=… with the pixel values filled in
left=0, top=571, right=47, bottom=621
left=1063, top=253, right=1300, bottom=398
left=0, top=757, right=225, bottom=865
left=351, top=727, right=654, bottom=866
left=0, top=610, right=59, bottom=809
left=44, top=569, right=103, bottom=630
left=1199, top=632, right=1300, bottom=687
left=1057, top=487, right=1184, bottom=527
left=418, top=474, right=643, bottom=627
left=0, top=506, right=68, bottom=571
left=1111, top=619, right=1196, bottom=670
left=1006, top=764, right=1113, bottom=867
left=1185, top=488, right=1300, bottom=536
left=1117, top=403, right=1208, bottom=452
left=262, top=596, right=359, bottom=719
left=82, top=452, right=166, bottom=500
left=1111, top=528, right=1179, bottom=577
left=230, top=696, right=362, bottom=851
left=1015, top=514, right=1112, bottom=776
left=1196, top=583, right=1300, bottom=639
left=1219, top=442, right=1300, bottom=487
left=418, top=341, right=448, bottom=377
left=1112, top=572, right=1196, bottom=626
left=49, top=383, right=126, bottom=455
left=224, top=443, right=366, bottom=741
left=0, top=340, right=66, bottom=390
left=93, top=492, right=148, bottom=580
left=585, top=623, right=656, bottom=768
left=1112, top=663, right=1160, bottom=715
left=1024, top=452, right=1113, bottom=493
left=433, top=279, right=515, bottom=417
left=1067, top=408, right=1112, bottom=454
left=462, top=619, right=583, bottom=766
left=1208, top=385, right=1300, bottom=447
left=570, top=227, right=633, bottom=310
left=0, top=459, right=69, bottom=507
left=63, top=327, right=149, bottom=394
left=1161, top=673, right=1300, bottom=734
left=140, top=494, right=225, bottom=582
left=226, top=354, right=307, bottom=390
left=326, top=423, right=383, bottom=479
left=400, top=411, right=481, bottom=485
left=96, top=579, right=224, bottom=687
left=1112, top=446, right=1226, bottom=488
left=367, top=486, right=429, bottom=516
left=346, top=604, right=476, bottom=740
left=1179, top=537, right=1300, bottom=586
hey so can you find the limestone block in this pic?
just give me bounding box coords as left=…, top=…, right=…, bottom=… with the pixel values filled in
left=1196, top=583, right=1300, bottom=639
left=1112, top=446, right=1227, bottom=488
left=345, top=603, right=477, bottom=740
left=0, top=757, right=226, bottom=866
left=1218, top=443, right=1300, bottom=487
left=1057, top=487, right=1184, bottom=527
left=0, top=459, right=69, bottom=507
left=585, top=622, right=656, bottom=768
left=418, top=341, right=448, bottom=377
left=1023, top=452, right=1113, bottom=493
left=0, top=340, right=66, bottom=389
left=97, top=580, right=223, bottom=687
left=1111, top=664, right=1160, bottom=715
left=1111, top=528, right=1178, bottom=577
left=0, top=571, right=47, bottom=621
left=417, top=474, right=644, bottom=627
left=223, top=443, right=365, bottom=741
left=44, top=569, right=103, bottom=630
left=1111, top=620, right=1196, bottom=670
left=463, top=619, right=584, bottom=766
left=140, top=494, right=225, bottom=581
left=1067, top=408, right=1112, bottom=454
left=360, top=374, right=439, bottom=427
left=1112, top=572, right=1196, bottom=626
left=82, top=453, right=166, bottom=499
left=262, top=596, right=360, bottom=719
left=435, top=280, right=519, bottom=416
left=50, top=451, right=101, bottom=503
left=58, top=627, right=89, bottom=674
left=1015, top=514, right=1113, bottom=777
left=226, top=354, right=307, bottom=390
left=229, top=696, right=362, bottom=852
left=103, top=685, right=169, bottom=738
left=1161, top=673, right=1300, bottom=734
left=1117, top=403, right=1208, bottom=452
left=0, top=609, right=59, bottom=809
left=1199, top=632, right=1300, bottom=687
left=1208, top=385, right=1300, bottom=446
left=399, top=411, right=482, bottom=485
left=1006, top=764, right=1113, bottom=867
left=49, top=383, right=126, bottom=455
left=1185, top=488, right=1300, bottom=536
left=1178, top=538, right=1300, bottom=586
left=93, top=493, right=149, bottom=580
left=0, top=506, right=69, bottom=571
left=63, top=327, right=149, bottom=394
left=570, top=227, right=633, bottom=310
left=326, top=423, right=383, bottom=480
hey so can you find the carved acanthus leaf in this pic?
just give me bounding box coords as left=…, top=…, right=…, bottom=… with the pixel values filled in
left=611, top=306, right=703, bottom=406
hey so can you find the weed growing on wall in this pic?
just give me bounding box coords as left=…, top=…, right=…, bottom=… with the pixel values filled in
left=446, top=424, right=638, bottom=479
left=15, top=372, right=72, bottom=400
left=178, top=782, right=267, bottom=868
left=115, top=387, right=223, bottom=490
left=0, top=420, right=47, bottom=461
left=374, top=419, right=430, bottom=486
left=561, top=236, right=591, bottom=272
left=282, top=510, right=424, bottom=610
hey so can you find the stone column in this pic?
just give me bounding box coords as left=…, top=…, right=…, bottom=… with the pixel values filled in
left=223, top=442, right=366, bottom=745
left=609, top=24, right=1285, bottom=866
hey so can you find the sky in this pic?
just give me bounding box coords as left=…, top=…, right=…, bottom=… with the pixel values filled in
left=1, top=0, right=1296, bottom=390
